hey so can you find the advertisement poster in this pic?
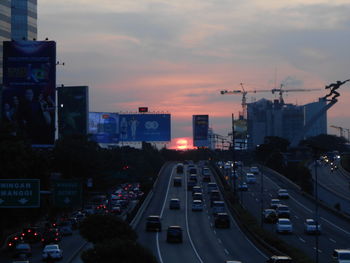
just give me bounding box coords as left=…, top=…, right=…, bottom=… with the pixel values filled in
left=193, top=115, right=209, bottom=147
left=58, top=86, right=89, bottom=137
left=119, top=114, right=171, bottom=142
left=2, top=40, right=56, bottom=146
left=89, top=112, right=119, bottom=143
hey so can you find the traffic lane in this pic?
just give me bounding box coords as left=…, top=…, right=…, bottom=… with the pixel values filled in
left=158, top=167, right=200, bottom=263
left=317, top=165, right=350, bottom=199
left=187, top=184, right=230, bottom=263
left=255, top=172, right=349, bottom=262
left=136, top=162, right=175, bottom=255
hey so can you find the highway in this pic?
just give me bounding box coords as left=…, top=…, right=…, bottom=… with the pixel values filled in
left=135, top=162, right=267, bottom=263
left=234, top=165, right=350, bottom=263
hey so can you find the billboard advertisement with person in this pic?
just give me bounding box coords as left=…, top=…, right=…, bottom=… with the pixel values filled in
left=89, top=112, right=119, bottom=143
left=119, top=114, right=171, bottom=142
left=193, top=115, right=209, bottom=147
left=2, top=40, right=56, bottom=146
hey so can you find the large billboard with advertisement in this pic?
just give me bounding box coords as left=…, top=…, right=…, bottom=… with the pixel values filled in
left=234, top=119, right=247, bottom=139
left=119, top=114, right=170, bottom=142
left=2, top=40, right=56, bottom=146
left=58, top=86, right=89, bottom=137
left=193, top=115, right=209, bottom=147
left=89, top=112, right=119, bottom=143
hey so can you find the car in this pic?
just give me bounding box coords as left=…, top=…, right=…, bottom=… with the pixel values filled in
left=193, top=192, right=203, bottom=201
left=214, top=213, right=230, bottom=228
left=202, top=167, right=210, bottom=176
left=173, top=177, right=182, bottom=187
left=276, top=218, right=293, bottom=234
left=42, top=244, right=63, bottom=260
left=250, top=166, right=260, bottom=175
left=192, top=186, right=202, bottom=195
left=263, top=209, right=278, bottom=223
left=189, top=174, right=197, bottom=182
left=202, top=174, right=211, bottom=182
left=210, top=190, right=221, bottom=206
left=169, top=198, right=180, bottom=209
left=7, top=233, right=23, bottom=251
left=304, top=219, right=321, bottom=234
left=246, top=173, right=256, bottom=184
left=277, top=189, right=289, bottom=199
left=226, top=261, right=242, bottom=263
left=176, top=163, right=184, bottom=174
left=13, top=243, right=31, bottom=258
left=189, top=167, right=197, bottom=175
left=166, top=226, right=183, bottom=243
left=111, top=205, right=122, bottom=215
left=192, top=200, right=203, bottom=211
left=145, top=215, right=162, bottom=232
left=238, top=182, right=248, bottom=191
left=41, top=229, right=61, bottom=245
left=21, top=227, right=42, bottom=243
left=332, top=249, right=350, bottom=263
left=270, top=199, right=281, bottom=209
left=266, top=255, right=292, bottom=263
left=207, top=182, right=218, bottom=192
left=187, top=180, right=196, bottom=191
left=276, top=205, right=290, bottom=218
left=212, top=201, right=225, bottom=215
left=58, top=221, right=73, bottom=236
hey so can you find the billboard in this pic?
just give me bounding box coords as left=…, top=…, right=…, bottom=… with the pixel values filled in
left=89, top=112, right=119, bottom=143
left=193, top=115, right=209, bottom=147
left=119, top=114, right=170, bottom=142
left=234, top=119, right=247, bottom=139
left=58, top=86, right=89, bottom=137
left=2, top=40, right=56, bottom=145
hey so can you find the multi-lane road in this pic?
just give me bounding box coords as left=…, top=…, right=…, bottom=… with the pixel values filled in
left=136, top=162, right=268, bottom=263
left=235, top=164, right=350, bottom=263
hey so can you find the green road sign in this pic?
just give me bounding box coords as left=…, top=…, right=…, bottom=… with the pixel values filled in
left=53, top=180, right=82, bottom=207
left=0, top=179, right=40, bottom=208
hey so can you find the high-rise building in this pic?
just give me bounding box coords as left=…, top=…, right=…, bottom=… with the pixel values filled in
left=247, top=98, right=327, bottom=148
left=0, top=0, right=11, bottom=83
left=11, top=0, right=37, bottom=41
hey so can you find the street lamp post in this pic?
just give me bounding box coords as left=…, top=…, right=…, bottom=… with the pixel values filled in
left=314, top=158, right=319, bottom=263
left=260, top=165, right=264, bottom=228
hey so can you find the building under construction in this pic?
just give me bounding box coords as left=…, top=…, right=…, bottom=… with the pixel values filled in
left=247, top=98, right=327, bottom=149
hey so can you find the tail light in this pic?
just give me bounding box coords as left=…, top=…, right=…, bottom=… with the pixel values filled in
left=14, top=237, right=18, bottom=240
left=8, top=242, right=13, bottom=247
left=34, top=232, right=38, bottom=236
left=28, top=229, right=31, bottom=233
left=21, top=233, right=25, bottom=236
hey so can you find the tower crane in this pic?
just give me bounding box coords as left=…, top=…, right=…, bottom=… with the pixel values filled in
left=220, top=83, right=322, bottom=119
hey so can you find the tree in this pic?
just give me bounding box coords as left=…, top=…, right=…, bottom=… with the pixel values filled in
left=81, top=238, right=157, bottom=263
left=79, top=214, right=137, bottom=244
left=300, top=134, right=347, bottom=153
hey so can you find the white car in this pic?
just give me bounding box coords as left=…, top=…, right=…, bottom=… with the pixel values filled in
left=277, top=189, right=289, bottom=199
left=192, top=200, right=203, bottom=211
left=42, top=244, right=63, bottom=260
left=270, top=199, right=281, bottom=209
left=304, top=219, right=321, bottom=234
left=276, top=218, right=293, bottom=234
left=246, top=173, right=256, bottom=184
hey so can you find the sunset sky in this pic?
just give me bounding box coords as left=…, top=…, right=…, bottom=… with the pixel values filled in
left=39, top=0, right=350, bottom=147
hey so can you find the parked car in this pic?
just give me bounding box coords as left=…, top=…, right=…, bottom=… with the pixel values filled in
left=214, top=213, right=230, bottom=228
left=166, top=226, right=183, bottom=243
left=145, top=215, right=162, bottom=232
left=276, top=218, right=293, bottom=234
left=13, top=243, right=32, bottom=258
left=332, top=249, right=350, bottom=263
left=42, top=244, right=63, bottom=260
left=263, top=209, right=278, bottom=223
left=266, top=255, right=292, bottom=263
left=278, top=189, right=289, bottom=199
left=169, top=198, right=180, bottom=210
left=192, top=200, right=203, bottom=211
left=276, top=205, right=290, bottom=218
left=304, top=219, right=321, bottom=235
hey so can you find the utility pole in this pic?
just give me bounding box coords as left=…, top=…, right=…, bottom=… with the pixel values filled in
left=314, top=157, right=319, bottom=263
left=232, top=114, right=237, bottom=198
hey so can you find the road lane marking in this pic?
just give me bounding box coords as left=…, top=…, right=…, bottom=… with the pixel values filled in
left=217, top=238, right=222, bottom=244
left=313, top=247, right=322, bottom=253
left=329, top=238, right=336, bottom=243
left=213, top=230, right=216, bottom=234
left=298, top=237, right=306, bottom=243
left=185, top=169, right=204, bottom=263
left=224, top=249, right=229, bottom=255
left=320, top=217, right=350, bottom=235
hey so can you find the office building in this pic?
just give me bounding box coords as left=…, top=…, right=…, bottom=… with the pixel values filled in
left=11, top=0, right=37, bottom=40
left=0, top=0, right=11, bottom=83
left=247, top=98, right=327, bottom=148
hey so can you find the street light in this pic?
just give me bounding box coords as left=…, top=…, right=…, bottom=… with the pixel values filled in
left=314, top=157, right=319, bottom=263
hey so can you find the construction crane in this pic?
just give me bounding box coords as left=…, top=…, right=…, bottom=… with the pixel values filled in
left=220, top=83, right=322, bottom=119
left=330, top=125, right=349, bottom=141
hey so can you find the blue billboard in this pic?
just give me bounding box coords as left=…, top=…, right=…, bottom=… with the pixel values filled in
left=89, top=112, right=119, bottom=143
left=2, top=40, right=56, bottom=146
left=119, top=114, right=170, bottom=142
left=193, top=115, right=209, bottom=147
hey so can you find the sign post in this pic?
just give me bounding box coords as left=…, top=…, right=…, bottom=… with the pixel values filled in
left=0, top=179, right=40, bottom=208
left=53, top=180, right=82, bottom=207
